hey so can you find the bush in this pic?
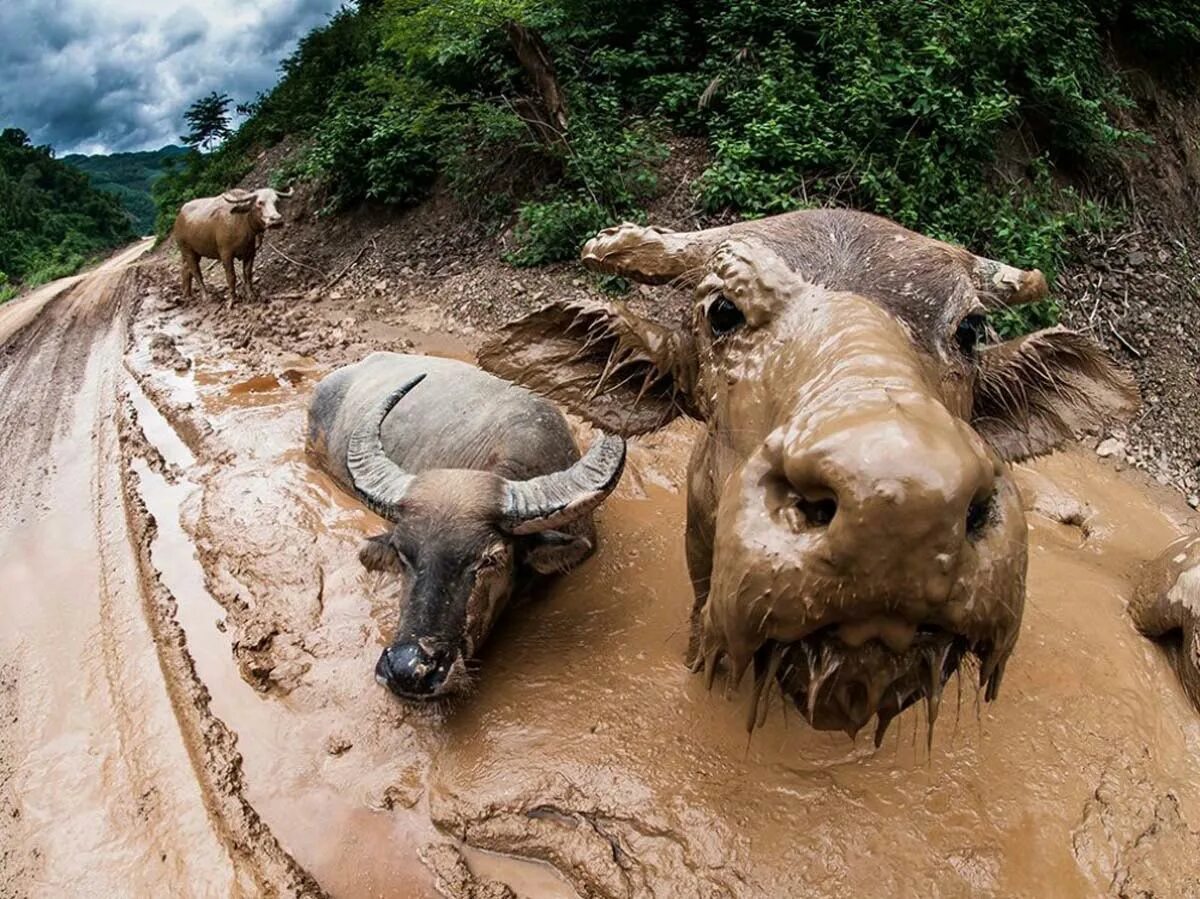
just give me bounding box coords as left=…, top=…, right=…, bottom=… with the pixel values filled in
left=151, top=0, right=1200, bottom=330
left=289, top=70, right=452, bottom=209
left=507, top=196, right=611, bottom=265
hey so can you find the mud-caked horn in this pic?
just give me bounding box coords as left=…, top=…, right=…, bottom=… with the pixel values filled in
left=971, top=254, right=1049, bottom=308
left=581, top=222, right=736, bottom=287
left=346, top=374, right=427, bottom=519
left=499, top=433, right=626, bottom=535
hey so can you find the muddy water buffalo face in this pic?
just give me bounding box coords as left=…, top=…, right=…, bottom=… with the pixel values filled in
left=347, top=377, right=626, bottom=701
left=480, top=210, right=1138, bottom=741
left=223, top=187, right=292, bottom=230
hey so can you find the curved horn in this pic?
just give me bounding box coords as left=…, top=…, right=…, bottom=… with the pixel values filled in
left=222, top=189, right=252, bottom=204
left=346, top=374, right=426, bottom=520
left=581, top=222, right=734, bottom=286
left=275, top=186, right=294, bottom=198
left=499, top=433, right=627, bottom=535
left=972, top=255, right=1049, bottom=308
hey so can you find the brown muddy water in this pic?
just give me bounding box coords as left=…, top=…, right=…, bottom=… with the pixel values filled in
left=4, top=257, right=1200, bottom=898
left=123, top=315, right=1200, bottom=898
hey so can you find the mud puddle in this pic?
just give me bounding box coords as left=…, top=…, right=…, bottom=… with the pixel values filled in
left=460, top=846, right=579, bottom=898
left=118, top=301, right=1200, bottom=898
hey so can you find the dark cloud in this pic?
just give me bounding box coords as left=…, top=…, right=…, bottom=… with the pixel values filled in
left=162, top=10, right=210, bottom=56
left=0, top=0, right=347, bottom=154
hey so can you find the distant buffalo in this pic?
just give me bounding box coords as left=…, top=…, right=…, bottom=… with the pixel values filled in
left=173, top=187, right=291, bottom=305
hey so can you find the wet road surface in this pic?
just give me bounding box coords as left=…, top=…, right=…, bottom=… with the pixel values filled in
left=2, top=249, right=1199, bottom=897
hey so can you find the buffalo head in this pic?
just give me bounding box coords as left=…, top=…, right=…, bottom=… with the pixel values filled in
left=348, top=376, right=626, bottom=701
left=223, top=187, right=291, bottom=231
left=480, top=209, right=1137, bottom=742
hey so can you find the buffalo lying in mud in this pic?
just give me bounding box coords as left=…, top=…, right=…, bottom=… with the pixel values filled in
left=1133, top=535, right=1200, bottom=712
left=307, top=352, right=626, bottom=700
left=173, top=187, right=291, bottom=306
left=481, top=209, right=1138, bottom=744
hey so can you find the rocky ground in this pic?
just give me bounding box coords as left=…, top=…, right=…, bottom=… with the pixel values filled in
left=1058, top=63, right=1200, bottom=506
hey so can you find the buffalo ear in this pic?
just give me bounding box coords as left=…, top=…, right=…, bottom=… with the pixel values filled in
left=479, top=299, right=698, bottom=436
left=523, top=529, right=593, bottom=575
left=359, top=534, right=405, bottom=573
left=972, top=327, right=1139, bottom=462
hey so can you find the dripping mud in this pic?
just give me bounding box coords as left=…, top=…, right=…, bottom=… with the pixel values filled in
left=2, top=253, right=1200, bottom=898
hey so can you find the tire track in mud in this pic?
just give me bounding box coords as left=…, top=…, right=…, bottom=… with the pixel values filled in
left=120, top=401, right=325, bottom=898
left=0, top=250, right=321, bottom=897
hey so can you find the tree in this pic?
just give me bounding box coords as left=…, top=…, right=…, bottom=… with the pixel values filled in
left=1, top=128, right=31, bottom=150
left=181, top=92, right=233, bottom=151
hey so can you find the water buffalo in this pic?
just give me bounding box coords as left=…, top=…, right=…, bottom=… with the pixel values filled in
left=480, top=209, right=1138, bottom=743
left=1132, top=535, right=1200, bottom=711
left=307, top=352, right=626, bottom=700
left=173, top=187, right=291, bottom=305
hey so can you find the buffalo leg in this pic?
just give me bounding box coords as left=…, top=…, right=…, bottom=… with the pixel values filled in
left=181, top=248, right=207, bottom=303
left=221, top=255, right=238, bottom=309
left=684, top=507, right=714, bottom=670
left=242, top=254, right=257, bottom=302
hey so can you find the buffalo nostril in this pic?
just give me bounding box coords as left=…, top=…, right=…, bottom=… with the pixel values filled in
left=966, top=494, right=994, bottom=538
left=797, top=496, right=838, bottom=528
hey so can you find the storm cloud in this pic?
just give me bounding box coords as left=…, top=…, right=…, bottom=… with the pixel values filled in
left=0, top=0, right=347, bottom=154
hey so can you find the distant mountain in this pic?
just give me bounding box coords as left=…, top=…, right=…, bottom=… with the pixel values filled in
left=63, top=145, right=189, bottom=234
left=1, top=128, right=134, bottom=297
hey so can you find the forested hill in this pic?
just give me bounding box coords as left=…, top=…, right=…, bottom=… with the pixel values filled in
left=0, top=129, right=134, bottom=300
left=155, top=0, right=1200, bottom=330
left=64, top=145, right=188, bottom=234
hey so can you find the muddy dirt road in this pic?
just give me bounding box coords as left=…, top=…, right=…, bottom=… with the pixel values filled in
left=3, top=246, right=1200, bottom=898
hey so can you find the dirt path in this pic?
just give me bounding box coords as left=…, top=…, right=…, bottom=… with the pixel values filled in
left=3, top=247, right=1200, bottom=898
left=0, top=247, right=317, bottom=898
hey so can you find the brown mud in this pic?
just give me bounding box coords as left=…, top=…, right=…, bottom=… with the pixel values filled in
left=2, top=249, right=1200, bottom=897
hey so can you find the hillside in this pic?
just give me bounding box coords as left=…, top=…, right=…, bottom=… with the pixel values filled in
left=153, top=0, right=1200, bottom=496
left=0, top=128, right=134, bottom=300
left=64, top=145, right=188, bottom=234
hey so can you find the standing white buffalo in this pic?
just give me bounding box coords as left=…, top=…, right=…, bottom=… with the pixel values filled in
left=173, top=187, right=291, bottom=305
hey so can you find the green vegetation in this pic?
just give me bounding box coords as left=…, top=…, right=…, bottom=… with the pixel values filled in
left=156, top=0, right=1200, bottom=330
left=0, top=129, right=135, bottom=299
left=182, top=92, right=235, bottom=151
left=63, top=145, right=188, bottom=234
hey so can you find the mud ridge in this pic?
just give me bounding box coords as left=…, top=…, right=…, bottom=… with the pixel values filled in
left=432, top=778, right=747, bottom=899
left=118, top=369, right=325, bottom=897
left=124, top=270, right=223, bottom=462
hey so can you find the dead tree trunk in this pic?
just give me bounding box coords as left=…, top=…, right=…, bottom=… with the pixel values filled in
left=503, top=21, right=569, bottom=146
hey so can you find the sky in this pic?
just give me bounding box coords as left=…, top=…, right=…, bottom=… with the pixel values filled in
left=0, top=0, right=348, bottom=156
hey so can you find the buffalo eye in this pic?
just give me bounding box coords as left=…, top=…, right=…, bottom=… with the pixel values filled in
left=954, top=313, right=987, bottom=357
left=707, top=294, right=745, bottom=337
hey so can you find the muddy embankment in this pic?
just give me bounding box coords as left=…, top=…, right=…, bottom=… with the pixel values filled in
left=2, top=225, right=1200, bottom=897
